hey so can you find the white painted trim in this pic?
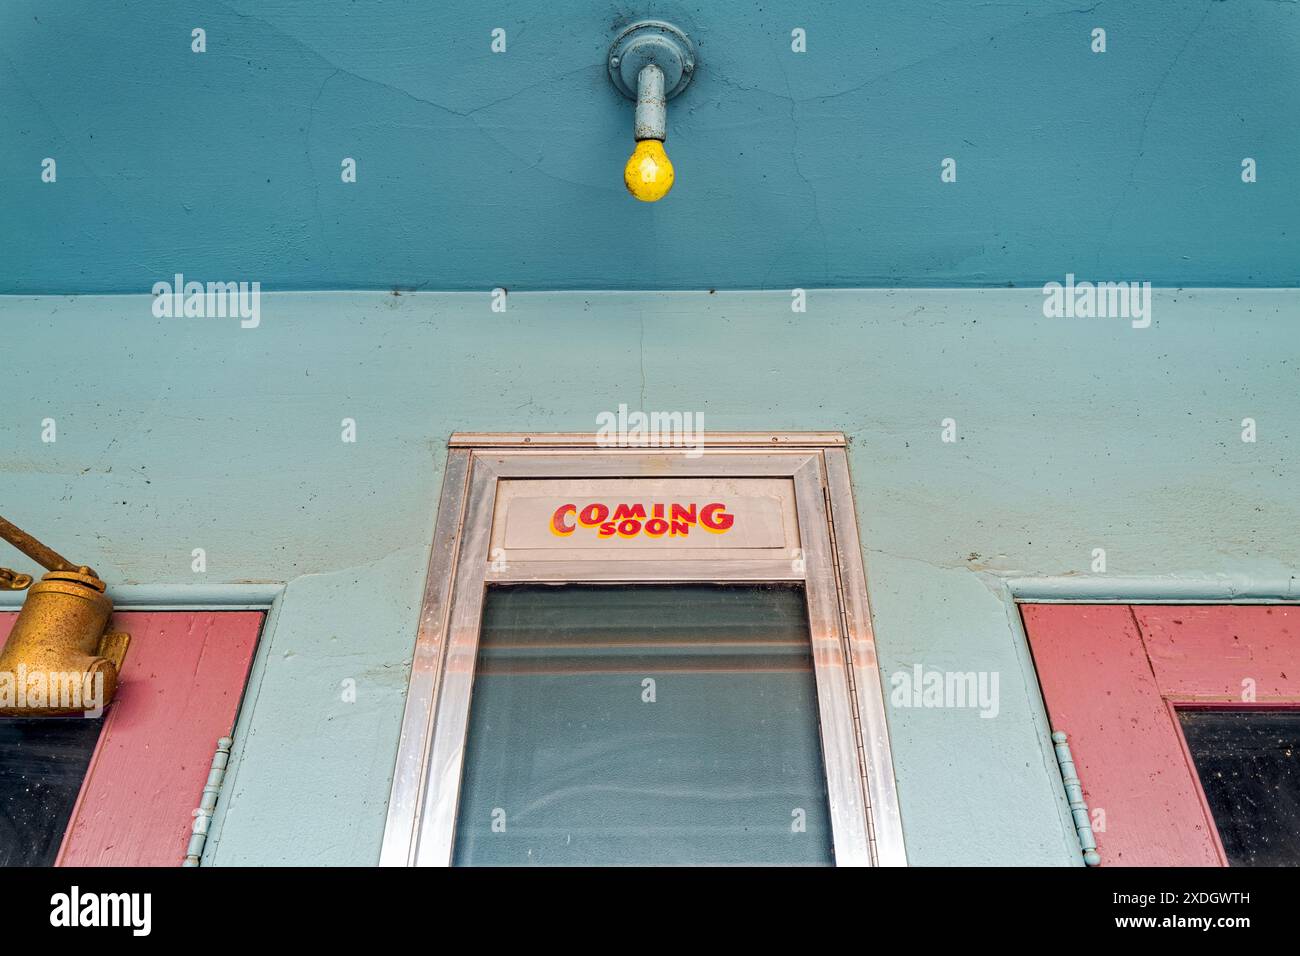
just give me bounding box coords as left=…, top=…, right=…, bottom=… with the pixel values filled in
left=0, top=583, right=282, bottom=610
left=1005, top=574, right=1300, bottom=604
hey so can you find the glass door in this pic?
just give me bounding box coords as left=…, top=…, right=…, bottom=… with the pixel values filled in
left=381, top=435, right=904, bottom=867
left=454, top=583, right=833, bottom=865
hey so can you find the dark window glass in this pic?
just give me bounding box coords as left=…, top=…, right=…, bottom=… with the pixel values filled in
left=453, top=584, right=833, bottom=866
left=0, top=718, right=103, bottom=866
left=1178, top=709, right=1300, bottom=866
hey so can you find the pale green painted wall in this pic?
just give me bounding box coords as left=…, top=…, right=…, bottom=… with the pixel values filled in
left=2, top=290, right=1296, bottom=865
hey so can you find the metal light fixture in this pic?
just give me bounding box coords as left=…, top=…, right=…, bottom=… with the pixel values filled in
left=608, top=20, right=696, bottom=202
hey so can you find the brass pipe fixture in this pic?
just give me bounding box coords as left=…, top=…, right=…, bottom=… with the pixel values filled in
left=0, top=514, right=84, bottom=588
left=0, top=515, right=129, bottom=716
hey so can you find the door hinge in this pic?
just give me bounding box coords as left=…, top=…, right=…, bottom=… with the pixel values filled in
left=1052, top=730, right=1101, bottom=866
left=183, top=736, right=234, bottom=866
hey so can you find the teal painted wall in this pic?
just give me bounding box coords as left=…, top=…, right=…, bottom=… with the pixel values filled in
left=2, top=290, right=1296, bottom=865
left=3, top=0, right=1295, bottom=867
left=2, top=0, right=1297, bottom=292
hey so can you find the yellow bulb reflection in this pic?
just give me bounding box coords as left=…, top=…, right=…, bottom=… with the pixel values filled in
left=624, top=139, right=674, bottom=202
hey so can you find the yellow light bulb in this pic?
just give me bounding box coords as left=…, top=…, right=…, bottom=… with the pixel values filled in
left=624, top=139, right=674, bottom=202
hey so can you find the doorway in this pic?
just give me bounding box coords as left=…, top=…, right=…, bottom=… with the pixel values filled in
left=381, top=433, right=905, bottom=866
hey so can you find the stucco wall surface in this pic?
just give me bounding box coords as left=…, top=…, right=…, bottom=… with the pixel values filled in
left=2, top=289, right=1295, bottom=864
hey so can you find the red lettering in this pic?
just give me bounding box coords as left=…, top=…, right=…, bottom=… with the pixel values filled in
left=580, top=503, right=610, bottom=526
left=550, top=503, right=576, bottom=536
left=700, top=502, right=734, bottom=533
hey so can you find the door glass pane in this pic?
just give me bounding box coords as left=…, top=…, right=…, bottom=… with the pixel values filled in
left=0, top=718, right=103, bottom=866
left=453, top=584, right=834, bottom=865
left=1178, top=709, right=1300, bottom=866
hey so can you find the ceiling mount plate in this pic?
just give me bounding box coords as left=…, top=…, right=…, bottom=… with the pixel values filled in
left=607, top=20, right=695, bottom=100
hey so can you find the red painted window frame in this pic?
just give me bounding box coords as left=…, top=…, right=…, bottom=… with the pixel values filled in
left=0, top=610, right=262, bottom=867
left=1022, top=604, right=1300, bottom=867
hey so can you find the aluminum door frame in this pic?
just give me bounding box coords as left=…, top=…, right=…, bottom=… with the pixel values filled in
left=380, top=435, right=905, bottom=867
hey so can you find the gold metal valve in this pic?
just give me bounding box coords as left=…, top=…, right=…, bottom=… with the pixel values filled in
left=0, top=515, right=129, bottom=716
